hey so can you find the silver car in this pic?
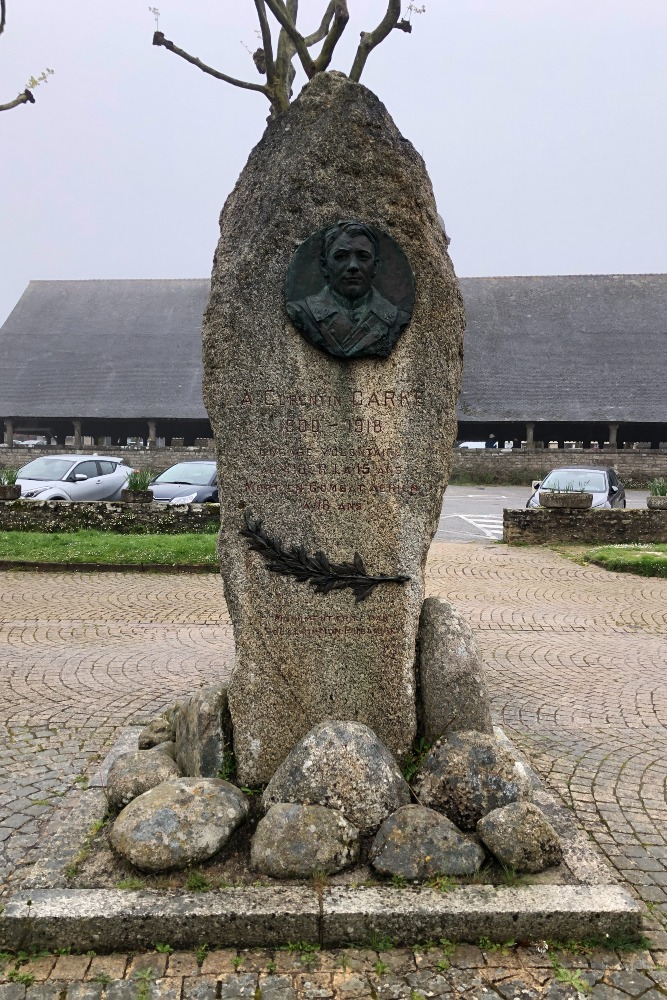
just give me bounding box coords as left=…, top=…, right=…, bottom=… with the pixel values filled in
left=526, top=466, right=626, bottom=509
left=17, top=454, right=131, bottom=501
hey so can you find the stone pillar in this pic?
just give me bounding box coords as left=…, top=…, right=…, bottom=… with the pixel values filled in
left=73, top=420, right=82, bottom=449
left=525, top=422, right=535, bottom=449
left=607, top=422, right=618, bottom=449
left=148, top=420, right=157, bottom=450
left=4, top=418, right=13, bottom=448
left=202, top=72, right=465, bottom=783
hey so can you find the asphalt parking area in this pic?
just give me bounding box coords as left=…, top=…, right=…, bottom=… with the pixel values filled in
left=436, top=486, right=649, bottom=542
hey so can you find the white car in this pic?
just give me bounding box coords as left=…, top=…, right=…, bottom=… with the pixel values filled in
left=17, top=454, right=131, bottom=501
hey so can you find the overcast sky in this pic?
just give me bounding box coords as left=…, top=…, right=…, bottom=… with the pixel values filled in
left=1, top=0, right=666, bottom=325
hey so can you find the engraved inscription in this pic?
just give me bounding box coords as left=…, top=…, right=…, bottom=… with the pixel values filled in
left=235, top=385, right=427, bottom=512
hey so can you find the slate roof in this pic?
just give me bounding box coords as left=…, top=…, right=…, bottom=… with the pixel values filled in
left=458, top=274, right=667, bottom=424
left=0, top=279, right=210, bottom=420
left=1, top=275, right=665, bottom=423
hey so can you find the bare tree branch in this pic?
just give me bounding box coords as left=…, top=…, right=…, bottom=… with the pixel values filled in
left=275, top=0, right=298, bottom=94
left=153, top=31, right=269, bottom=96
left=253, top=0, right=276, bottom=86
left=0, top=88, right=34, bottom=112
left=264, top=0, right=317, bottom=79
left=303, top=0, right=337, bottom=46
left=0, top=1, right=37, bottom=113
left=349, top=0, right=402, bottom=83
left=150, top=1, right=415, bottom=118
left=312, top=1, right=349, bottom=74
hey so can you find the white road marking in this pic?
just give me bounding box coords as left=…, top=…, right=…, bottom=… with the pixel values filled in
left=455, top=514, right=504, bottom=538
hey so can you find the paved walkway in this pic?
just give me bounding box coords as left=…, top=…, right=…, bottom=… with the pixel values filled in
left=1, top=542, right=667, bottom=989
left=1, top=940, right=666, bottom=1000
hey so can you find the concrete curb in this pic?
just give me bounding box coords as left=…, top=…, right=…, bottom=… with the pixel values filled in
left=0, top=561, right=218, bottom=573
left=0, top=884, right=640, bottom=952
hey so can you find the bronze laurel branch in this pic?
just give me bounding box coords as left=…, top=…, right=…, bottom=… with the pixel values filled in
left=240, top=510, right=410, bottom=602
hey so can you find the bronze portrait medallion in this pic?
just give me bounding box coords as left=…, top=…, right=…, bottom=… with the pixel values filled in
left=285, top=220, right=415, bottom=360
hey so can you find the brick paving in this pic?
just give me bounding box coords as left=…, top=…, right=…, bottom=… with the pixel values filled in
left=1, top=542, right=667, bottom=992
left=1, top=942, right=667, bottom=1000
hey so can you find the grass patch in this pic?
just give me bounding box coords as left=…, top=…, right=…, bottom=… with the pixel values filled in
left=402, top=737, right=431, bottom=783
left=582, top=543, right=667, bottom=579
left=185, top=870, right=212, bottom=892
left=0, top=530, right=218, bottom=566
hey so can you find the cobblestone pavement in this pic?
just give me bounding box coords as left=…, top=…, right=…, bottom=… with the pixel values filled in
left=1, top=940, right=667, bottom=1000
left=0, top=574, right=233, bottom=893
left=1, top=542, right=667, bottom=986
left=425, top=542, right=667, bottom=941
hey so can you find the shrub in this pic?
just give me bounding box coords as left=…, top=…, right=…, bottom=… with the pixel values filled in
left=126, top=469, right=153, bottom=492
left=648, top=477, right=667, bottom=497
left=0, top=468, right=18, bottom=486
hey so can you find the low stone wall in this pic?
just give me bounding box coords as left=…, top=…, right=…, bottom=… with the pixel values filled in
left=503, top=508, right=667, bottom=545
left=0, top=500, right=220, bottom=534
left=453, top=449, right=667, bottom=487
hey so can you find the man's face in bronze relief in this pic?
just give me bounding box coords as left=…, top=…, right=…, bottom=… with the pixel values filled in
left=285, top=219, right=414, bottom=360
left=323, top=233, right=378, bottom=302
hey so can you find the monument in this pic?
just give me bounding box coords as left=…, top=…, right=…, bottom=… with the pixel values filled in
left=0, top=10, right=639, bottom=951
left=203, top=72, right=465, bottom=783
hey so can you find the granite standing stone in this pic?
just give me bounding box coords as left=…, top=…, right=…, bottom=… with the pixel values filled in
left=203, top=71, right=465, bottom=783
left=417, top=598, right=493, bottom=741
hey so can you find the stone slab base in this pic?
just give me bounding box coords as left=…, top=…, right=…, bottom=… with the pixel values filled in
left=0, top=726, right=642, bottom=951
left=0, top=883, right=640, bottom=952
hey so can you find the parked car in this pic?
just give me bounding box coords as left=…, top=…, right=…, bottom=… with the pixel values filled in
left=17, top=455, right=131, bottom=501
left=526, top=467, right=626, bottom=509
left=16, top=437, right=48, bottom=448
left=149, top=461, right=218, bottom=505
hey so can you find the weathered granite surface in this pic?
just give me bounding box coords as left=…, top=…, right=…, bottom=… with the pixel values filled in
left=370, top=805, right=485, bottom=878
left=138, top=717, right=174, bottom=749
left=109, top=777, right=247, bottom=872
left=251, top=803, right=359, bottom=878
left=415, top=731, right=532, bottom=831
left=202, top=72, right=464, bottom=783
left=477, top=802, right=564, bottom=873
left=105, top=750, right=181, bottom=812
left=261, top=721, right=410, bottom=834
left=417, top=598, right=493, bottom=741
left=173, top=685, right=231, bottom=778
